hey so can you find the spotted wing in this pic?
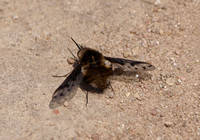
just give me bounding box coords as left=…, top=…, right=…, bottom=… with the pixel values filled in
left=105, top=56, right=155, bottom=72
left=49, top=64, right=82, bottom=109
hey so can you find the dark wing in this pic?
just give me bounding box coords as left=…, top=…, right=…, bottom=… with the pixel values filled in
left=105, top=56, right=155, bottom=72
left=49, top=64, right=82, bottom=109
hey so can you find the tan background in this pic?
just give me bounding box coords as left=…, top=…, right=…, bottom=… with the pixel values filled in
left=0, top=0, right=199, bottom=139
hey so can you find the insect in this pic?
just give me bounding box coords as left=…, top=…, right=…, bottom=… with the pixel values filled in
left=49, top=38, right=155, bottom=109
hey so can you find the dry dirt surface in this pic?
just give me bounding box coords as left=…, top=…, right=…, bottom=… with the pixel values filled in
left=0, top=0, right=200, bottom=139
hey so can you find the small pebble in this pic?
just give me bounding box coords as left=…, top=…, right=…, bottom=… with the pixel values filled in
left=148, top=28, right=152, bottom=32
left=130, top=31, right=136, bottom=34
left=49, top=122, right=56, bottom=126
left=131, top=48, right=139, bottom=57
left=159, top=84, right=164, bottom=88
left=91, top=133, right=99, bottom=140
left=46, top=33, right=52, bottom=40
left=159, top=29, right=164, bottom=35
left=156, top=136, right=162, bottom=140
left=156, top=41, right=159, bottom=45
left=67, top=57, right=75, bottom=64
left=166, top=77, right=176, bottom=86
left=181, top=77, right=186, bottom=81
left=174, top=50, right=181, bottom=55
left=130, top=129, right=135, bottom=137
left=150, top=108, right=158, bottom=116
left=173, top=62, right=177, bottom=66
left=107, top=92, right=115, bottom=98
left=126, top=92, right=131, bottom=97
left=164, top=122, right=173, bottom=127
left=106, top=100, right=110, bottom=105
left=186, top=68, right=192, bottom=73
left=154, top=0, right=161, bottom=6
left=33, top=104, right=40, bottom=111
left=177, top=79, right=182, bottom=83
left=195, top=84, right=200, bottom=91
left=53, top=109, right=59, bottom=114
left=13, top=15, right=19, bottom=19
left=160, top=114, right=164, bottom=117
left=123, top=51, right=131, bottom=58
left=141, top=41, right=147, bottom=47
left=121, top=124, right=125, bottom=129
left=134, top=93, right=142, bottom=101
left=64, top=101, right=69, bottom=107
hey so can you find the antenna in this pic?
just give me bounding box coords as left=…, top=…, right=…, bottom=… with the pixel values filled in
left=67, top=47, right=77, bottom=60
left=71, top=37, right=82, bottom=50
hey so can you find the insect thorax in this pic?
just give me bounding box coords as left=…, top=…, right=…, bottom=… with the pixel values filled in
left=78, top=48, right=102, bottom=64
left=79, top=48, right=113, bottom=91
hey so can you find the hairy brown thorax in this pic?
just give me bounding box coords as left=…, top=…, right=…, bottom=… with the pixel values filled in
left=78, top=48, right=113, bottom=91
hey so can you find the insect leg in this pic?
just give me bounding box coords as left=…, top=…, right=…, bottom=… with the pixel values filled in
left=109, top=82, right=115, bottom=95
left=52, top=72, right=71, bottom=78
left=86, top=91, right=89, bottom=106
left=67, top=47, right=78, bottom=61
left=80, top=89, right=89, bottom=106
left=52, top=48, right=78, bottom=78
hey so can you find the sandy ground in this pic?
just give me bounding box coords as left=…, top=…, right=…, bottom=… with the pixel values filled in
left=0, top=0, right=200, bottom=139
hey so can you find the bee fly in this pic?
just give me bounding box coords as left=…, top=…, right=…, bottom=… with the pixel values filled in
left=49, top=38, right=155, bottom=109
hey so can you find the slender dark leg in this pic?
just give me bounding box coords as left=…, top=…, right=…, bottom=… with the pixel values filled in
left=86, top=92, right=89, bottom=106
left=52, top=48, right=77, bottom=78
left=109, top=82, right=115, bottom=95
left=67, top=48, right=77, bottom=61
left=81, top=89, right=89, bottom=106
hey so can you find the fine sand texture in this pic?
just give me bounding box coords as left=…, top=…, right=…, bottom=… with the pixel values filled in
left=0, top=0, right=199, bottom=139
